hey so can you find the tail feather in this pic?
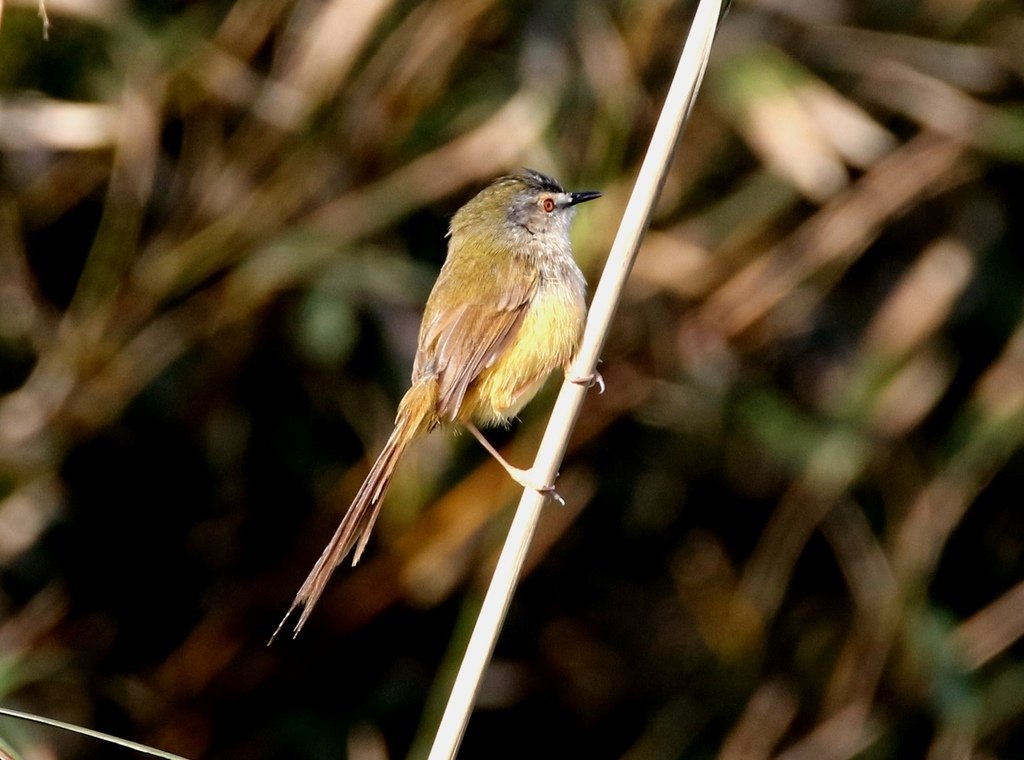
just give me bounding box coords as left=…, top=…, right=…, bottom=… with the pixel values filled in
left=272, top=382, right=434, bottom=641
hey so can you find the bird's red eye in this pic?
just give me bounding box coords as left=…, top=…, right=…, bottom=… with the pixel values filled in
left=541, top=197, right=555, bottom=213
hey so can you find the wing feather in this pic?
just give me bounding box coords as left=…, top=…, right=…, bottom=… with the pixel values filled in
left=413, top=258, right=538, bottom=421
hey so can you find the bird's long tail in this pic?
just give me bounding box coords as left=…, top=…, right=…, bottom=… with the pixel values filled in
left=273, top=380, right=435, bottom=640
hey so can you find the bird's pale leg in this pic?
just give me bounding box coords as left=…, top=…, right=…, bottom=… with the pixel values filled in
left=465, top=423, right=563, bottom=504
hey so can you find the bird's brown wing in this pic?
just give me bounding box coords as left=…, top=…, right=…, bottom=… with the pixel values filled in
left=414, top=265, right=538, bottom=421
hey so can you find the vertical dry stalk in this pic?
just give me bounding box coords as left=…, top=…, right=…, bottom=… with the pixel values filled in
left=425, top=0, right=727, bottom=757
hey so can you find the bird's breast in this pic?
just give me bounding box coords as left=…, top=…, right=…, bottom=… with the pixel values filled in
left=466, top=264, right=587, bottom=426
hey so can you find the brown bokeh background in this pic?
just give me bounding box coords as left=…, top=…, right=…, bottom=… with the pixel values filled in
left=1, top=0, right=1023, bottom=758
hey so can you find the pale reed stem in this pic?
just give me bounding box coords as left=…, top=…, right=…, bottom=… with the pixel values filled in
left=427, top=1, right=727, bottom=757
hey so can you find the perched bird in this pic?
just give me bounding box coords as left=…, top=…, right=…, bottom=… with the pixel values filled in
left=275, top=169, right=601, bottom=638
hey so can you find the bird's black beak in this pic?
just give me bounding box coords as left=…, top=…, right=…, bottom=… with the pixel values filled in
left=568, top=190, right=602, bottom=207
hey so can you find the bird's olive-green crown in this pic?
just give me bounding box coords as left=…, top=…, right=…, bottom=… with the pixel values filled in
left=450, top=169, right=600, bottom=241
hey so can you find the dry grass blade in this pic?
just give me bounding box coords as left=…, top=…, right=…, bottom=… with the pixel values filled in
left=772, top=704, right=880, bottom=760
left=718, top=681, right=798, bottom=760
left=956, top=580, right=1024, bottom=670
left=894, top=318, right=1024, bottom=582
left=700, top=132, right=969, bottom=339
left=0, top=707, right=188, bottom=760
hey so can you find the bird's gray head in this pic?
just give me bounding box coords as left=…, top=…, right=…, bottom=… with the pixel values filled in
left=451, top=169, right=601, bottom=245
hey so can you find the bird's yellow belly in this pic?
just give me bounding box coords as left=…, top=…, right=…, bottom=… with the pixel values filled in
left=467, top=284, right=586, bottom=426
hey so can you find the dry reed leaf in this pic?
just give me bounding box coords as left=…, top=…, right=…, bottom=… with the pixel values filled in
left=773, top=704, right=880, bottom=760
left=956, top=580, right=1024, bottom=670
left=861, top=238, right=974, bottom=360
left=700, top=132, right=969, bottom=339
left=0, top=99, right=119, bottom=151
left=718, top=680, right=799, bottom=760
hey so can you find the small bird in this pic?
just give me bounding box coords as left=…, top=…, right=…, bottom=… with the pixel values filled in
left=275, top=169, right=601, bottom=638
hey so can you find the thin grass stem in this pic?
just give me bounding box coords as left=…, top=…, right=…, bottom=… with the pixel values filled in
left=0, top=707, right=189, bottom=760
left=425, top=1, right=727, bottom=757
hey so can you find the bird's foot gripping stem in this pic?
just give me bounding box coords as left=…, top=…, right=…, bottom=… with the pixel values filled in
left=466, top=424, right=565, bottom=505
left=568, top=369, right=604, bottom=394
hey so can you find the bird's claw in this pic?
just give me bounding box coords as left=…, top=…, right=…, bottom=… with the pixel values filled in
left=537, top=482, right=566, bottom=507
left=569, top=370, right=605, bottom=394
left=511, top=467, right=565, bottom=506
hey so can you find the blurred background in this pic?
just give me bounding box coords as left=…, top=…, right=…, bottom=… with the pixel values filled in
left=0, top=0, right=1022, bottom=758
